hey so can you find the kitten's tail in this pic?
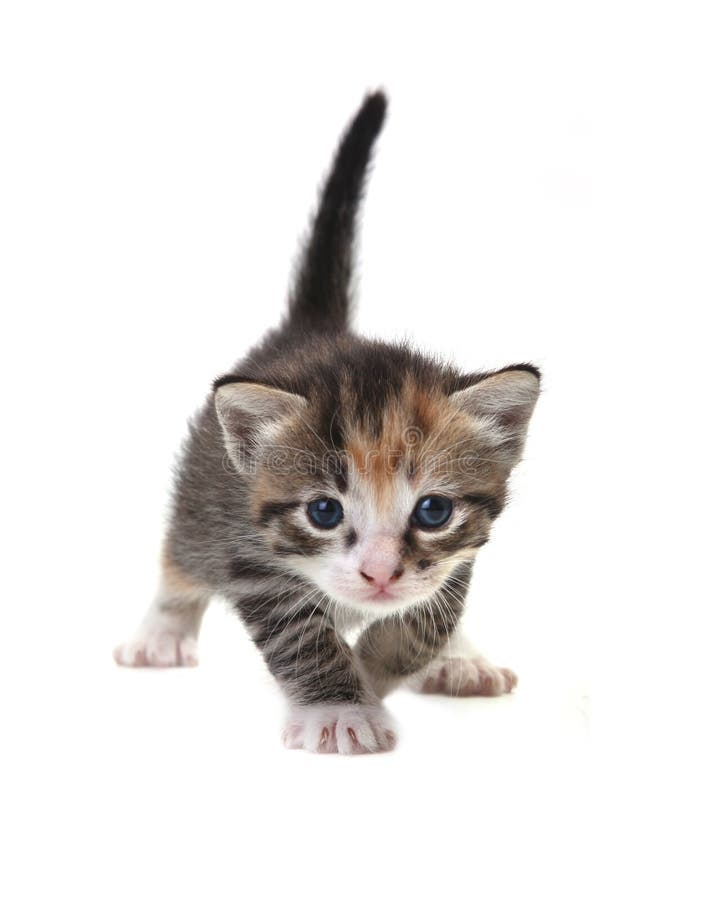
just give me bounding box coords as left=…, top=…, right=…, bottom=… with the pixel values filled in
left=286, top=90, right=387, bottom=334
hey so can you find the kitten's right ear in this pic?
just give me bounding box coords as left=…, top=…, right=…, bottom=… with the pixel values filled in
left=214, top=382, right=307, bottom=472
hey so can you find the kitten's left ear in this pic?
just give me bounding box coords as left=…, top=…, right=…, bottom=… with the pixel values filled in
left=450, top=366, right=540, bottom=466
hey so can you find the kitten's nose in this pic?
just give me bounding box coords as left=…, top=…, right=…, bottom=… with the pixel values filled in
left=359, top=537, right=404, bottom=591
left=360, top=561, right=404, bottom=589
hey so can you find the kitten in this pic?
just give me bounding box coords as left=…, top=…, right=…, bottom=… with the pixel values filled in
left=114, top=91, right=540, bottom=754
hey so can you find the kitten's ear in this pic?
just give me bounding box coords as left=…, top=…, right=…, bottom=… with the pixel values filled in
left=214, top=382, right=307, bottom=472
left=450, top=366, right=540, bottom=467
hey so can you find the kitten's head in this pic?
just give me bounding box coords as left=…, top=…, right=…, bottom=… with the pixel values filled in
left=215, top=343, right=539, bottom=616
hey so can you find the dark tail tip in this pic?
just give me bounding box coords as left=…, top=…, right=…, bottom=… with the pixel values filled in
left=356, top=90, right=388, bottom=140
left=286, top=90, right=389, bottom=334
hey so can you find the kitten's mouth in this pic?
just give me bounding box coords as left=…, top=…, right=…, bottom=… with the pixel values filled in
left=365, top=587, right=399, bottom=603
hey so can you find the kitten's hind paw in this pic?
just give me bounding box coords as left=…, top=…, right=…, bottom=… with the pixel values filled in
left=283, top=703, right=397, bottom=755
left=412, top=656, right=517, bottom=697
left=113, top=631, right=199, bottom=668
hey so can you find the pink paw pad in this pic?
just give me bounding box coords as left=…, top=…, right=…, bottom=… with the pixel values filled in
left=113, top=632, right=199, bottom=668
left=282, top=704, right=397, bottom=755
left=418, top=657, right=517, bottom=697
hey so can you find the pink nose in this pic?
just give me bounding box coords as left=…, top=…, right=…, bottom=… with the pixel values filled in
left=360, top=561, right=404, bottom=589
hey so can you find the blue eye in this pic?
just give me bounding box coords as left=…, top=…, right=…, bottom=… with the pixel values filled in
left=307, top=498, right=344, bottom=529
left=412, top=495, right=453, bottom=529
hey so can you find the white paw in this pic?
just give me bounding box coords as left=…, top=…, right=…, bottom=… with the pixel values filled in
left=413, top=656, right=517, bottom=697
left=282, top=703, right=397, bottom=754
left=113, top=630, right=199, bottom=667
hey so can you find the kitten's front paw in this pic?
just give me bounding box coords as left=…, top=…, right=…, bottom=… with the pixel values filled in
left=283, top=703, right=397, bottom=754
left=414, top=657, right=517, bottom=697
left=113, top=631, right=199, bottom=667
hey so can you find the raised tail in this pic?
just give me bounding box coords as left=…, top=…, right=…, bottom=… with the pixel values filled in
left=286, top=91, right=387, bottom=333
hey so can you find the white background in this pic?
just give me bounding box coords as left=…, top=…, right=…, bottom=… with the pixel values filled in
left=1, top=2, right=710, bottom=897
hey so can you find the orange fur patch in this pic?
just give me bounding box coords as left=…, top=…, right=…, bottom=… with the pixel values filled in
left=161, top=548, right=207, bottom=599
left=343, top=379, right=452, bottom=505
